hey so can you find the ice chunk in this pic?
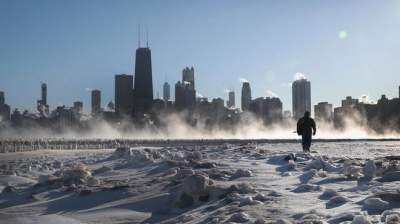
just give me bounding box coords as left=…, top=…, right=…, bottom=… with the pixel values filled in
left=183, top=174, right=211, bottom=196
left=230, top=169, right=253, bottom=180
left=327, top=195, right=349, bottom=208
left=363, top=197, right=390, bottom=211
left=320, top=188, right=339, bottom=199
left=379, top=171, right=400, bottom=182
left=381, top=210, right=400, bottom=222
left=363, top=160, right=376, bottom=179
left=292, top=184, right=322, bottom=193
left=352, top=215, right=371, bottom=224
left=227, top=212, right=250, bottom=223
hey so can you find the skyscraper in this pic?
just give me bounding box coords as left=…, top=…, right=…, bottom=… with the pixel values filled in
left=0, top=91, right=4, bottom=105
left=73, top=101, right=83, bottom=114
left=227, top=90, right=235, bottom=108
left=115, top=74, right=134, bottom=115
left=314, top=102, right=333, bottom=122
left=175, top=81, right=196, bottom=111
left=91, top=89, right=101, bottom=115
left=41, top=82, right=47, bottom=105
left=182, top=67, right=195, bottom=89
left=37, top=82, right=49, bottom=117
left=133, top=47, right=153, bottom=113
left=241, top=82, right=251, bottom=111
left=292, top=78, right=311, bottom=120
left=0, top=91, right=10, bottom=121
left=163, top=82, right=170, bottom=102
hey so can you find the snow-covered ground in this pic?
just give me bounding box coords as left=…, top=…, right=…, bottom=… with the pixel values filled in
left=1, top=141, right=400, bottom=224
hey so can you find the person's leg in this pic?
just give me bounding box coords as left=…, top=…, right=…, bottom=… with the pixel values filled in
left=301, top=135, right=307, bottom=152
left=303, top=134, right=311, bottom=152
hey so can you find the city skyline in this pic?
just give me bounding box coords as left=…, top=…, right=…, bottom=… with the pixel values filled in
left=1, top=1, right=400, bottom=112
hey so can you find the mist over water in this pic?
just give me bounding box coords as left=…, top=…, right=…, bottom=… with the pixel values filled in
left=1, top=112, right=399, bottom=140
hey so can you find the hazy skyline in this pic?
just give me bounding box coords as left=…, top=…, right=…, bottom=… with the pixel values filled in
left=1, top=0, right=400, bottom=112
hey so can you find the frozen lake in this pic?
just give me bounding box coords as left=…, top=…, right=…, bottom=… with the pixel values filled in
left=1, top=140, right=400, bottom=223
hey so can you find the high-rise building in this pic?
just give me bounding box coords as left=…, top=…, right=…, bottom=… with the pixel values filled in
left=227, top=91, right=235, bottom=108
left=175, top=81, right=196, bottom=111
left=182, top=67, right=195, bottom=89
left=37, top=82, right=49, bottom=117
left=91, top=89, right=101, bottom=115
left=115, top=74, right=134, bottom=115
left=163, top=82, right=170, bottom=102
left=0, top=91, right=10, bottom=121
left=314, top=102, right=333, bottom=122
left=41, top=82, right=47, bottom=105
left=249, top=97, right=282, bottom=122
left=241, top=82, right=251, bottom=111
left=0, top=91, right=4, bottom=105
left=292, top=78, right=311, bottom=120
left=341, top=96, right=359, bottom=107
left=133, top=47, right=153, bottom=113
left=73, top=101, right=83, bottom=114
left=174, top=67, right=197, bottom=111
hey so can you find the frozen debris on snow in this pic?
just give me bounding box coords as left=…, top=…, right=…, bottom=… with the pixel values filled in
left=92, top=166, right=112, bottom=175
left=381, top=210, right=400, bottom=222
left=305, top=156, right=339, bottom=172
left=363, top=197, right=390, bottom=212
left=299, top=169, right=317, bottom=184
left=379, top=171, right=400, bottom=182
left=182, top=174, right=212, bottom=197
left=352, top=215, right=371, bottom=224
left=2, top=185, right=16, bottom=193
left=343, top=160, right=362, bottom=178
left=276, top=218, right=292, bottom=224
left=363, top=160, right=376, bottom=179
left=230, top=169, right=253, bottom=180
left=177, top=168, right=195, bottom=178
left=385, top=214, right=400, bottom=224
left=287, top=160, right=296, bottom=171
left=320, top=188, right=339, bottom=199
left=62, top=163, right=92, bottom=185
left=327, top=212, right=360, bottom=224
left=292, top=184, right=322, bottom=193
left=227, top=212, right=251, bottom=223
left=327, top=195, right=349, bottom=208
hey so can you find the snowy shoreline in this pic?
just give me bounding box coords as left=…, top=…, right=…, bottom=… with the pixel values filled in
left=1, top=141, right=400, bottom=223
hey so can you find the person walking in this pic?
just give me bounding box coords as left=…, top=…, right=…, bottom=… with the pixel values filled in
left=297, top=111, right=316, bottom=152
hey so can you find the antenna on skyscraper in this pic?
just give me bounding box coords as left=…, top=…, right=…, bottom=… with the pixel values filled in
left=138, top=24, right=141, bottom=47
left=146, top=27, right=149, bottom=48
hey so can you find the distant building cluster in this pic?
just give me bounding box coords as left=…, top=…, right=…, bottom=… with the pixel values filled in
left=1, top=41, right=400, bottom=134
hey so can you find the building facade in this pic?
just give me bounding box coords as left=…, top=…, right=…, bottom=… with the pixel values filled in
left=227, top=91, right=235, bottom=108
left=292, top=79, right=311, bottom=120
left=133, top=47, right=153, bottom=113
left=241, top=82, right=251, bottom=111
left=115, top=74, right=134, bottom=115
left=91, top=89, right=101, bottom=115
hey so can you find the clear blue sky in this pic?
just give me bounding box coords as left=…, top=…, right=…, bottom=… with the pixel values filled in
left=1, top=0, right=400, bottom=112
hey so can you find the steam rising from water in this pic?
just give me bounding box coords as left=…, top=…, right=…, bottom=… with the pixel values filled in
left=239, top=77, right=249, bottom=83
left=1, top=112, right=399, bottom=140
left=293, top=72, right=307, bottom=81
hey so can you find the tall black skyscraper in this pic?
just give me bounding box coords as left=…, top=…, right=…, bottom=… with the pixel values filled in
left=241, top=82, right=251, bottom=111
left=0, top=91, right=10, bottom=121
left=133, top=47, right=153, bottom=113
left=115, top=74, right=134, bottom=115
left=91, top=89, right=101, bottom=115
left=0, top=91, right=4, bottom=105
